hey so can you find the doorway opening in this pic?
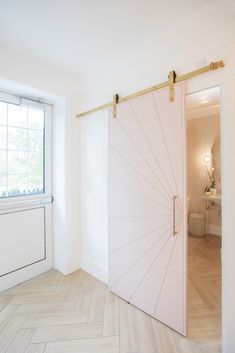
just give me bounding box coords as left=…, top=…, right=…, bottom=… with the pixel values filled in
left=186, top=87, right=221, bottom=343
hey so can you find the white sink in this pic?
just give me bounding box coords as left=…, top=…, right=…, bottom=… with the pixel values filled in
left=200, top=194, right=221, bottom=205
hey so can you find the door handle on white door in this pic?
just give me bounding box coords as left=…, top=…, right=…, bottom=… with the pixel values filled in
left=173, top=195, right=178, bottom=236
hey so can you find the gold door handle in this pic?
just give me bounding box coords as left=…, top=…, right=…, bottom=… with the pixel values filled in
left=173, top=195, right=178, bottom=236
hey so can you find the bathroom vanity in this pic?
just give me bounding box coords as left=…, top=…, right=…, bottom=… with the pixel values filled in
left=200, top=194, right=222, bottom=239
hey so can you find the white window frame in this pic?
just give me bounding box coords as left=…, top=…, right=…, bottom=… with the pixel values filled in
left=0, top=91, right=52, bottom=210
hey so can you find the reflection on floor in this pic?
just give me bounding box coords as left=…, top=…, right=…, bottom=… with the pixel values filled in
left=188, top=234, right=221, bottom=342
left=0, top=251, right=221, bottom=353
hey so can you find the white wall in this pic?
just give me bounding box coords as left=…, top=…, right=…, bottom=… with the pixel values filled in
left=76, top=5, right=235, bottom=352
left=77, top=3, right=235, bottom=280
left=79, top=111, right=109, bottom=282
left=0, top=45, right=81, bottom=275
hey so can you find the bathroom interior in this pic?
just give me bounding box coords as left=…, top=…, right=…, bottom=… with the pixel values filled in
left=186, top=87, right=221, bottom=342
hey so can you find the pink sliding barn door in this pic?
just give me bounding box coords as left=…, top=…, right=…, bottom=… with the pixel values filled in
left=108, top=82, right=187, bottom=335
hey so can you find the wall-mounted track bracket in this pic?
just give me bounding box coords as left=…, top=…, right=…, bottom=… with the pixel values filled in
left=113, top=94, right=119, bottom=118
left=168, top=70, right=176, bottom=102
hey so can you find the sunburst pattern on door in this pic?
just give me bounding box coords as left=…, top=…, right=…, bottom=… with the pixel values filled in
left=109, top=83, right=186, bottom=335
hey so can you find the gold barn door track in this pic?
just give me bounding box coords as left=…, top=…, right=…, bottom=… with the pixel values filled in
left=76, top=60, right=224, bottom=119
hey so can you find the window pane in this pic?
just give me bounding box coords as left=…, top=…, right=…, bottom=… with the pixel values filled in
left=0, top=102, right=7, bottom=125
left=8, top=104, right=27, bottom=128
left=0, top=126, right=7, bottom=150
left=28, top=177, right=44, bottom=195
left=0, top=177, right=7, bottom=197
left=8, top=174, right=27, bottom=196
left=0, top=100, right=45, bottom=198
left=0, top=151, right=6, bottom=176
left=28, top=151, right=44, bottom=194
left=28, top=130, right=44, bottom=152
left=28, top=152, right=44, bottom=176
left=28, top=108, right=44, bottom=130
left=8, top=151, right=27, bottom=175
left=8, top=127, right=28, bottom=151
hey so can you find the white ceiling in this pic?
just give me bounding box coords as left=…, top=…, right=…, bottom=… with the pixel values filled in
left=0, top=0, right=210, bottom=79
left=186, top=86, right=220, bottom=119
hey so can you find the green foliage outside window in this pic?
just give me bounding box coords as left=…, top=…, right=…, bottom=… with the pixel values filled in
left=0, top=102, right=45, bottom=198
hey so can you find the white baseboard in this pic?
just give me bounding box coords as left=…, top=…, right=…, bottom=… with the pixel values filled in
left=208, top=224, right=221, bottom=236
left=81, top=256, right=108, bottom=284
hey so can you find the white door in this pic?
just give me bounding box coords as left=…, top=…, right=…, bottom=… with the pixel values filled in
left=0, top=92, right=53, bottom=292
left=109, top=82, right=187, bottom=335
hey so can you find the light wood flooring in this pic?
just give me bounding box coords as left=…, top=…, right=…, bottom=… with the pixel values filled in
left=0, top=235, right=221, bottom=353
left=188, top=234, right=221, bottom=343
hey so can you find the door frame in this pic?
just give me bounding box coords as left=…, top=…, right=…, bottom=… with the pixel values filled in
left=185, top=84, right=222, bottom=341
left=185, top=70, right=235, bottom=352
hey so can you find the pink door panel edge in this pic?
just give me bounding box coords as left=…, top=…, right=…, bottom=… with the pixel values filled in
left=108, top=82, right=187, bottom=336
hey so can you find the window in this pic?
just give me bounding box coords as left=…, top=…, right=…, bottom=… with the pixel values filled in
left=0, top=99, right=45, bottom=198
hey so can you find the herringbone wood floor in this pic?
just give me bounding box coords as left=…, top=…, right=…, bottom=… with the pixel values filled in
left=188, top=234, right=221, bottom=342
left=0, top=235, right=221, bottom=353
